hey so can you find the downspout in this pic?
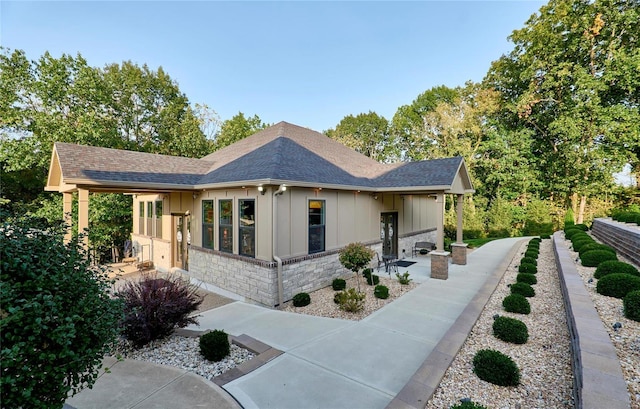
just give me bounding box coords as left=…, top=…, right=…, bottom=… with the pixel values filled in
left=272, top=185, right=286, bottom=307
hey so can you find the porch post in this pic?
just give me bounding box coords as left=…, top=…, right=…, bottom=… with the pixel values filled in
left=451, top=194, right=468, bottom=265
left=431, top=192, right=450, bottom=280
left=63, top=192, right=73, bottom=244
left=78, top=188, right=89, bottom=251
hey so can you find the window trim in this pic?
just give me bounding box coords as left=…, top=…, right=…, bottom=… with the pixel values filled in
left=202, top=199, right=214, bottom=249
left=218, top=199, right=233, bottom=253
left=239, top=199, right=255, bottom=258
left=308, top=199, right=326, bottom=254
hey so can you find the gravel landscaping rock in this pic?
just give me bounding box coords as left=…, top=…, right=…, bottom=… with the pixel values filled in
left=426, top=239, right=575, bottom=409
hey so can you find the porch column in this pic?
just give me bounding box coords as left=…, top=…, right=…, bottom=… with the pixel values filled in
left=431, top=192, right=450, bottom=280
left=78, top=188, right=89, bottom=251
left=451, top=193, right=468, bottom=265
left=63, top=192, right=73, bottom=244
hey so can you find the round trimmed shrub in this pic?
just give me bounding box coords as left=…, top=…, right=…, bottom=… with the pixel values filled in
left=527, top=241, right=540, bottom=248
left=502, top=294, right=531, bottom=314
left=530, top=237, right=542, bottom=243
left=518, top=263, right=537, bottom=274
left=332, top=278, right=347, bottom=291
left=374, top=285, right=389, bottom=299
left=578, top=243, right=616, bottom=257
left=199, top=329, right=230, bottom=362
left=580, top=250, right=617, bottom=267
left=511, top=282, right=535, bottom=297
left=596, top=274, right=640, bottom=299
left=540, top=234, right=551, bottom=239
left=517, top=273, right=537, bottom=285
left=472, top=349, right=520, bottom=386
left=451, top=401, right=488, bottom=409
left=292, top=292, right=311, bottom=307
left=363, top=269, right=380, bottom=285
left=570, top=232, right=590, bottom=244
left=574, top=223, right=589, bottom=231
left=572, top=238, right=595, bottom=252
left=594, top=261, right=640, bottom=279
left=493, top=316, right=529, bottom=344
left=564, top=228, right=585, bottom=239
left=520, top=256, right=536, bottom=266
left=623, top=290, right=640, bottom=321
left=524, top=250, right=538, bottom=260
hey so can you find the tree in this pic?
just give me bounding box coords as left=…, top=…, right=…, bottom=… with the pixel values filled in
left=325, top=111, right=396, bottom=162
left=0, top=48, right=213, bottom=260
left=0, top=215, right=123, bottom=408
left=213, top=112, right=267, bottom=150
left=339, top=242, right=374, bottom=292
left=485, top=0, right=640, bottom=223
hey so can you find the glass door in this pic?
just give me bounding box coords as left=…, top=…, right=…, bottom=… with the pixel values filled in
left=380, top=212, right=398, bottom=257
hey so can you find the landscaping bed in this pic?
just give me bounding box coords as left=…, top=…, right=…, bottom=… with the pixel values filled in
left=426, top=239, right=575, bottom=408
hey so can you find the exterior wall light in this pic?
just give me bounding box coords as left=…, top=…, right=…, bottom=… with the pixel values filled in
left=258, top=186, right=266, bottom=195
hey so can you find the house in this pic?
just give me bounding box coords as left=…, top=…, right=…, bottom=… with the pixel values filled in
left=46, top=121, right=474, bottom=307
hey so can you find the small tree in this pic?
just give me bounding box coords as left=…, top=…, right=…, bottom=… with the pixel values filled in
left=339, top=242, right=374, bottom=292
left=1, top=215, right=124, bottom=408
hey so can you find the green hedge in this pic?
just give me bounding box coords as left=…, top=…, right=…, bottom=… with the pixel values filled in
left=623, top=290, right=640, bottom=321
left=472, top=349, right=520, bottom=386
left=493, top=316, right=529, bottom=344
left=580, top=250, right=618, bottom=267
left=594, top=261, right=639, bottom=279
left=596, top=274, right=640, bottom=299
left=578, top=243, right=616, bottom=257
left=511, top=282, right=535, bottom=297
left=516, top=273, right=537, bottom=285
left=502, top=294, right=531, bottom=314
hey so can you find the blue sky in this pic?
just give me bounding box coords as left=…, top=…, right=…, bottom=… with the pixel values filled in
left=1, top=1, right=545, bottom=132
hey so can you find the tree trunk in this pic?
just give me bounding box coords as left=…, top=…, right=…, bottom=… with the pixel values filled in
left=571, top=193, right=579, bottom=224
left=577, top=195, right=587, bottom=225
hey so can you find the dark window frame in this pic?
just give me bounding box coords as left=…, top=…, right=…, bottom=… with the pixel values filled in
left=202, top=200, right=214, bottom=249
left=219, top=199, right=233, bottom=253
left=308, top=199, right=325, bottom=254
left=239, top=199, right=255, bottom=257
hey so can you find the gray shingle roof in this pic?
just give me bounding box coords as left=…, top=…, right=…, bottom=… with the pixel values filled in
left=51, top=121, right=470, bottom=191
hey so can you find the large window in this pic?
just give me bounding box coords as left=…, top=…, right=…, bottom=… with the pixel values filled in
left=146, top=201, right=153, bottom=237
left=202, top=200, right=214, bottom=249
left=239, top=199, right=255, bottom=257
left=309, top=200, right=325, bottom=254
left=155, top=200, right=163, bottom=238
left=219, top=200, right=233, bottom=253
left=138, top=201, right=145, bottom=234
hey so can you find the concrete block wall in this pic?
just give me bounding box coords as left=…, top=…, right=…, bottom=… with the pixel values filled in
left=591, top=218, right=640, bottom=266
left=552, top=232, right=630, bottom=409
left=398, top=229, right=437, bottom=259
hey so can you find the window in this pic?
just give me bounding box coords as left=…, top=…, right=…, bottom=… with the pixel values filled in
left=146, top=202, right=153, bottom=236
left=138, top=201, right=145, bottom=234
left=309, top=200, right=325, bottom=253
left=239, top=199, right=255, bottom=257
left=219, top=200, right=233, bottom=253
left=202, top=200, right=214, bottom=249
left=155, top=200, right=163, bottom=238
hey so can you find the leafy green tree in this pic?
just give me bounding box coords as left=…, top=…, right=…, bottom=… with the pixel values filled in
left=326, top=111, right=396, bottom=162
left=485, top=0, right=640, bottom=223
left=1, top=215, right=123, bottom=408
left=213, top=112, right=267, bottom=150
left=0, top=48, right=212, bottom=260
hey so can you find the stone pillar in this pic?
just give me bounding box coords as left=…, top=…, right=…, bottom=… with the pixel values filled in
left=451, top=243, right=468, bottom=265
left=456, top=194, right=464, bottom=243
left=78, top=188, right=89, bottom=251
left=430, top=251, right=450, bottom=280
left=63, top=192, right=73, bottom=244
left=436, top=192, right=445, bottom=251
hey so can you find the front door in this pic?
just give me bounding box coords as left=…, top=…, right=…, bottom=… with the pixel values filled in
left=172, top=214, right=189, bottom=270
left=380, top=212, right=398, bottom=257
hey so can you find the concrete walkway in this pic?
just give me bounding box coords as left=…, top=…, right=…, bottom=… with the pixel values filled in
left=192, top=237, right=524, bottom=409
left=64, top=237, right=522, bottom=409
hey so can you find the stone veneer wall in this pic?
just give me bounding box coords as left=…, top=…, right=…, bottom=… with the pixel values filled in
left=188, top=228, right=436, bottom=307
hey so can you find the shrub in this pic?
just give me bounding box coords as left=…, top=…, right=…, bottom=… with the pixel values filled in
left=578, top=243, right=616, bottom=257
left=335, top=288, right=366, bottom=312
left=516, top=273, right=537, bottom=285
left=332, top=278, right=347, bottom=291
left=564, top=228, right=584, bottom=239
left=339, top=242, right=374, bottom=291
left=502, top=294, right=531, bottom=314
left=580, top=250, right=618, bottom=267
left=574, top=223, right=589, bottom=231
left=292, top=292, right=311, bottom=307
left=472, top=349, right=520, bottom=386
left=396, top=271, right=412, bottom=285
left=1, top=218, right=124, bottom=408
left=199, top=329, right=230, bottom=362
left=594, top=261, right=640, bottom=279
left=623, top=290, right=640, bottom=321
left=334, top=292, right=342, bottom=304
left=520, top=256, right=537, bottom=266
left=530, top=237, right=542, bottom=243
left=518, top=263, right=537, bottom=274
left=540, top=234, right=551, bottom=239
left=511, top=282, right=535, bottom=297
left=374, top=285, right=389, bottom=299
left=527, top=241, right=540, bottom=248
left=493, top=316, right=529, bottom=344
left=569, top=232, right=591, bottom=244
left=119, top=273, right=202, bottom=348
left=572, top=238, right=595, bottom=252
left=524, top=250, right=538, bottom=259
left=596, top=274, right=640, bottom=299
left=363, top=269, right=380, bottom=286
left=451, top=401, right=488, bottom=409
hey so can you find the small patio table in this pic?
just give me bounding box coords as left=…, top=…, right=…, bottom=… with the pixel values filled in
left=382, top=254, right=399, bottom=275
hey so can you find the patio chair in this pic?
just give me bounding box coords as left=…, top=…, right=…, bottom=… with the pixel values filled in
left=374, top=252, right=384, bottom=272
